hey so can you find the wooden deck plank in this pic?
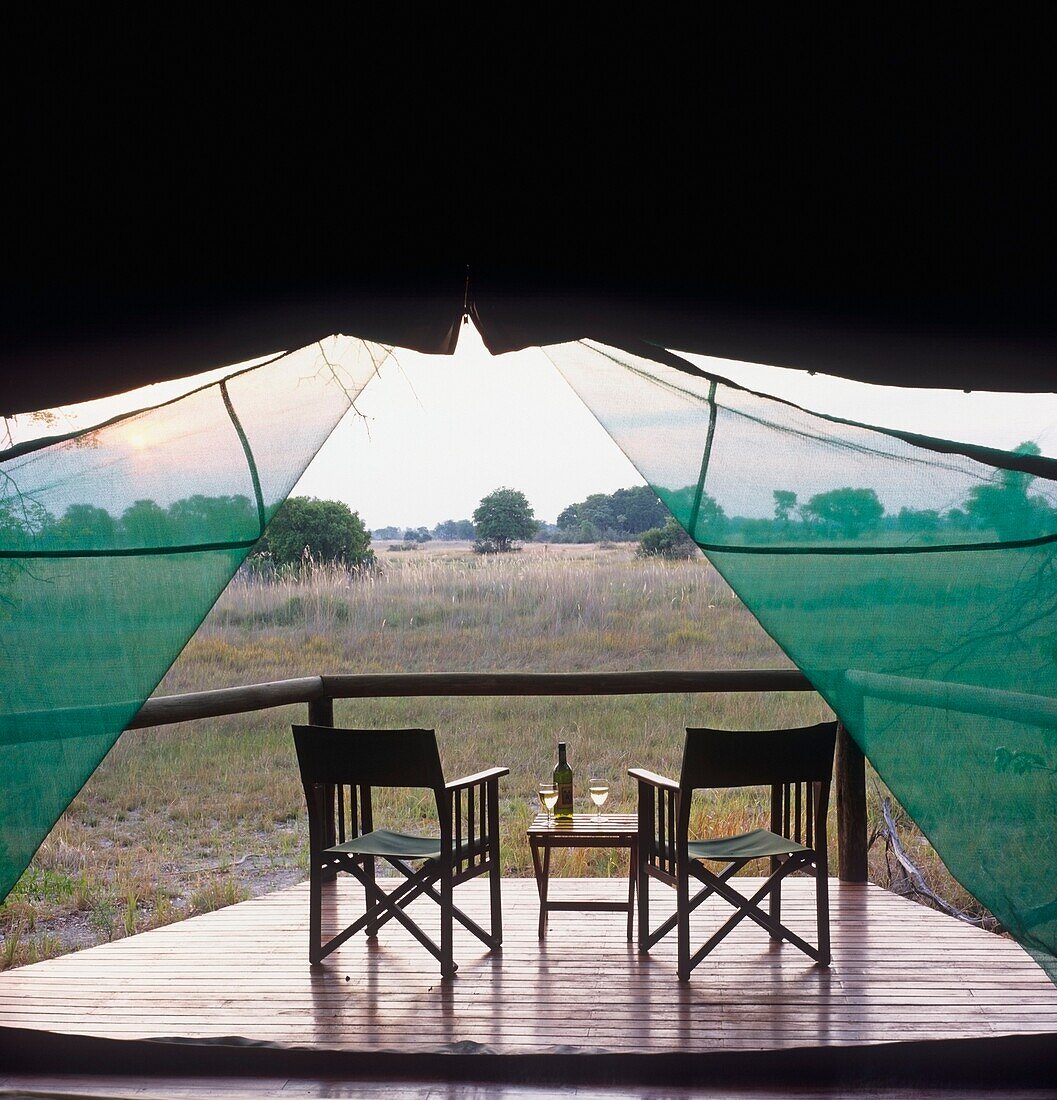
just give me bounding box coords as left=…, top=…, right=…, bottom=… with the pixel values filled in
left=0, top=878, right=1055, bottom=1058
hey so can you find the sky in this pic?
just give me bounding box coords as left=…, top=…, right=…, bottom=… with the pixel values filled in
left=291, top=324, right=642, bottom=528
left=8, top=321, right=1057, bottom=530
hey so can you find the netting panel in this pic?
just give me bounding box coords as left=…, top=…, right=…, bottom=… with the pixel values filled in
left=0, top=337, right=388, bottom=899
left=546, top=339, right=1057, bottom=980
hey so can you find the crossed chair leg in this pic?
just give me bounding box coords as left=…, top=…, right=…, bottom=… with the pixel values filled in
left=310, top=855, right=502, bottom=977
left=640, top=854, right=830, bottom=981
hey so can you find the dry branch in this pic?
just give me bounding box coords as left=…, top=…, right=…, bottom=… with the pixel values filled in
left=881, top=798, right=1001, bottom=932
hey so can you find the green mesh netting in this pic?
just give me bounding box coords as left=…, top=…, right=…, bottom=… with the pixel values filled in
left=0, top=336, right=390, bottom=901
left=545, top=340, right=1057, bottom=981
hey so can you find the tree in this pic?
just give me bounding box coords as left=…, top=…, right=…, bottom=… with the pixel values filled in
left=403, top=526, right=432, bottom=543
left=168, top=494, right=257, bottom=542
left=0, top=499, right=51, bottom=549
left=654, top=487, right=727, bottom=540
left=578, top=519, right=601, bottom=543
left=802, top=487, right=884, bottom=539
left=897, top=507, right=940, bottom=534
left=773, top=490, right=798, bottom=524
left=557, top=486, right=667, bottom=540
left=577, top=493, right=617, bottom=533
left=964, top=441, right=1055, bottom=540
left=472, top=488, right=538, bottom=552
left=608, top=485, right=669, bottom=533
left=556, top=504, right=580, bottom=531
left=121, top=499, right=172, bottom=545
left=256, top=496, right=372, bottom=569
left=686, top=492, right=727, bottom=540
left=51, top=503, right=117, bottom=548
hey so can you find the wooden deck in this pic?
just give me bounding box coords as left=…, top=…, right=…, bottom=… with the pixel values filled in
left=1, top=877, right=1056, bottom=1088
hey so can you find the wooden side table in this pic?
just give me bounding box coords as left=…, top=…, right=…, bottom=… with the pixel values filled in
left=527, top=813, right=638, bottom=940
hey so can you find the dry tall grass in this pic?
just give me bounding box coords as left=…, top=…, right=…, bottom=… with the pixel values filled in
left=0, top=542, right=983, bottom=967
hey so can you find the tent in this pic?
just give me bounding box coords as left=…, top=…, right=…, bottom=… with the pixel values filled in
left=4, top=17, right=1057, bottom=981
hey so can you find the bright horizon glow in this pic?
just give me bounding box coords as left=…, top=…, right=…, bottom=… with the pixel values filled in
left=291, top=324, right=644, bottom=528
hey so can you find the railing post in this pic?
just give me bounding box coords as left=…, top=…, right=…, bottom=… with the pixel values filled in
left=835, top=719, right=869, bottom=883
left=307, top=693, right=336, bottom=854
left=308, top=695, right=333, bottom=729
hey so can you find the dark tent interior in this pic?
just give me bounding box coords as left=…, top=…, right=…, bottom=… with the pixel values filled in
left=4, top=16, right=1056, bottom=413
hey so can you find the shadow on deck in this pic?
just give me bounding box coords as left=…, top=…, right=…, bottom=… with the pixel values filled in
left=1, top=877, right=1056, bottom=1091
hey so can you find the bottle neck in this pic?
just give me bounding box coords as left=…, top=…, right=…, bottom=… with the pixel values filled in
left=558, top=743, right=568, bottom=766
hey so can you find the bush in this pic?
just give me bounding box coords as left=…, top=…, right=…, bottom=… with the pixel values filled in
left=557, top=486, right=669, bottom=541
left=637, top=518, right=699, bottom=560
left=253, top=497, right=373, bottom=571
left=472, top=538, right=523, bottom=555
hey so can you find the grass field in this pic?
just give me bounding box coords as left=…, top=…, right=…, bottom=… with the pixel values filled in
left=0, top=542, right=988, bottom=968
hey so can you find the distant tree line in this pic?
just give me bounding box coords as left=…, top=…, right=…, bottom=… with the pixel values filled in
left=371, top=486, right=670, bottom=547
left=24, top=437, right=1029, bottom=576
left=0, top=494, right=374, bottom=574
left=433, top=518, right=476, bottom=540
left=646, top=441, right=1056, bottom=550
left=0, top=493, right=265, bottom=553
left=373, top=519, right=477, bottom=542
left=374, top=491, right=540, bottom=553
left=553, top=486, right=669, bottom=543
left=6, top=437, right=1051, bottom=560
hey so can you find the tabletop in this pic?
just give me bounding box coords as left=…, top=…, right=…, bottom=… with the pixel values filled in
left=527, top=812, right=638, bottom=838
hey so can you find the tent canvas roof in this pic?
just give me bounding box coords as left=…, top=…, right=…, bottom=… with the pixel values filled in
left=4, top=17, right=1057, bottom=413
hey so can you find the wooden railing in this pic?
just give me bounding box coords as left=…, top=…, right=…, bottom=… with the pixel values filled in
left=122, top=669, right=871, bottom=883
left=128, top=669, right=814, bottom=727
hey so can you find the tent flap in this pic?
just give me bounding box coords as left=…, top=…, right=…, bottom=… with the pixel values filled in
left=0, top=337, right=388, bottom=901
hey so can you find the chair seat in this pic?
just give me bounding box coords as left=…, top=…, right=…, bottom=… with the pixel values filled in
left=688, top=827, right=810, bottom=861
left=327, top=828, right=442, bottom=860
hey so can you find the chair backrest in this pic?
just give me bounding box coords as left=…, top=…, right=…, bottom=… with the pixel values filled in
left=679, top=722, right=837, bottom=851
left=680, top=722, right=837, bottom=791
left=292, top=726, right=447, bottom=852
left=292, top=725, right=445, bottom=791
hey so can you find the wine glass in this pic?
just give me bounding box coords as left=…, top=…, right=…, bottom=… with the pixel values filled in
left=588, top=778, right=609, bottom=819
left=538, top=783, right=558, bottom=824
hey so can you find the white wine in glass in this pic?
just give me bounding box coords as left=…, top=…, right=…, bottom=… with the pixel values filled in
left=588, top=778, right=609, bottom=818
left=538, top=784, right=558, bottom=824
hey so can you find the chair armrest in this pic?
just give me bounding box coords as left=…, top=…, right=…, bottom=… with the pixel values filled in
left=630, top=768, right=681, bottom=869
left=628, top=767, right=679, bottom=792
left=446, top=766, right=509, bottom=792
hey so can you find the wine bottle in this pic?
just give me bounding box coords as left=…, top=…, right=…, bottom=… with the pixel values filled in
left=553, top=742, right=574, bottom=821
